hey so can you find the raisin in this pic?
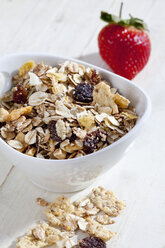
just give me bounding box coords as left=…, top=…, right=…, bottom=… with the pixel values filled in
left=79, top=237, right=106, bottom=248
left=48, top=121, right=61, bottom=142
left=0, top=122, right=5, bottom=128
left=73, top=82, right=93, bottom=103
left=13, top=84, right=27, bottom=104
left=70, top=133, right=77, bottom=143
left=83, top=130, right=106, bottom=154
left=90, top=69, right=101, bottom=85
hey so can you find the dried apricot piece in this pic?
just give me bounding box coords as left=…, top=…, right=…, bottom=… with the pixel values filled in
left=113, top=93, right=130, bottom=109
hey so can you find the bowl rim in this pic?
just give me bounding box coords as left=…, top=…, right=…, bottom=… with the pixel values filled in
left=0, top=52, right=152, bottom=164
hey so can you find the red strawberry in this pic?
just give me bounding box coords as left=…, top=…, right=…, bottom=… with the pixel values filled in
left=98, top=3, right=151, bottom=80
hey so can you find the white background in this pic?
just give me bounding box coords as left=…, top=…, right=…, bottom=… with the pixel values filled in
left=0, top=0, right=165, bottom=247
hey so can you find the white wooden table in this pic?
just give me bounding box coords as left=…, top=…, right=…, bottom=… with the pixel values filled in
left=0, top=0, right=165, bottom=247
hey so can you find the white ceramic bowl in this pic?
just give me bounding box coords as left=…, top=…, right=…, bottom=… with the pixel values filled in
left=0, top=53, right=151, bottom=192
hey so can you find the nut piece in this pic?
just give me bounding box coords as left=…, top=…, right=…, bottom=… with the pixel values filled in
left=74, top=197, right=99, bottom=217
left=0, top=108, right=9, bottom=122
left=32, top=227, right=45, bottom=241
left=8, top=106, right=32, bottom=121
left=17, top=222, right=62, bottom=248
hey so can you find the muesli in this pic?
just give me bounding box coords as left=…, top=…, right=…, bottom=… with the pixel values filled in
left=17, top=186, right=125, bottom=248
left=0, top=61, right=138, bottom=159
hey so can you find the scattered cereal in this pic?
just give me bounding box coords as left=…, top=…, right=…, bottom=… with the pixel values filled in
left=17, top=187, right=125, bottom=248
left=86, top=217, right=115, bottom=241
left=90, top=187, right=125, bottom=217
left=36, top=198, right=49, bottom=207
left=96, top=214, right=115, bottom=225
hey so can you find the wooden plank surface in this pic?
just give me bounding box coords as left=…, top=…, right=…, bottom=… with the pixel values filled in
left=0, top=0, right=165, bottom=247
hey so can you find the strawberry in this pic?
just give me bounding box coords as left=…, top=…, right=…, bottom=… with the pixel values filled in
left=98, top=3, right=151, bottom=80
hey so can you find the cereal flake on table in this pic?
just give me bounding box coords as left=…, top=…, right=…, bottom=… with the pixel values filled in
left=17, top=186, right=125, bottom=248
left=0, top=60, right=138, bottom=159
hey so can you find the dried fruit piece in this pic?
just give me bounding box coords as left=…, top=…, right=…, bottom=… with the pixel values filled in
left=113, top=93, right=130, bottom=109
left=73, top=83, right=94, bottom=103
left=18, top=61, right=35, bottom=77
left=13, top=85, right=27, bottom=104
left=122, top=111, right=138, bottom=120
left=79, top=237, right=106, bottom=248
left=78, top=112, right=95, bottom=130
left=68, top=133, right=77, bottom=143
left=83, top=130, right=106, bottom=154
left=48, top=120, right=62, bottom=142
left=90, top=69, right=101, bottom=85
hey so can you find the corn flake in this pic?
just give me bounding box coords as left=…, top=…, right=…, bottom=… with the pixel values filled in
left=18, top=61, right=35, bottom=77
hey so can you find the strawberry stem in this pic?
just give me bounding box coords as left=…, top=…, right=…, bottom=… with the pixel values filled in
left=119, top=2, right=123, bottom=19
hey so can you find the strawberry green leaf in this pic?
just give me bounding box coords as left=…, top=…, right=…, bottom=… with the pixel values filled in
left=100, top=9, right=148, bottom=31
left=101, top=11, right=120, bottom=24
